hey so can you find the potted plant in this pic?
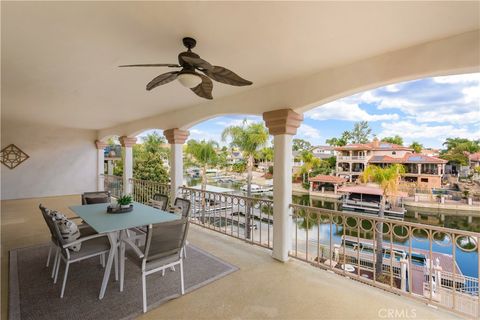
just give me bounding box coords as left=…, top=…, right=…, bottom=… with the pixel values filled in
left=117, top=194, right=133, bottom=209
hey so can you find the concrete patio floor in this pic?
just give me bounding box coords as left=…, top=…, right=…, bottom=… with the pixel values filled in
left=1, top=195, right=461, bottom=319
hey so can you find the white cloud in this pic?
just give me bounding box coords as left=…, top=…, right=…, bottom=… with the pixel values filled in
left=297, top=124, right=321, bottom=138
left=306, top=100, right=399, bottom=122
left=378, top=121, right=480, bottom=142
left=188, top=128, right=220, bottom=142
left=433, top=73, right=480, bottom=84
left=384, top=84, right=400, bottom=92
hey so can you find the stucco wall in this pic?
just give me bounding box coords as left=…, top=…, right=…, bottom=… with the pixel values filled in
left=1, top=120, right=97, bottom=200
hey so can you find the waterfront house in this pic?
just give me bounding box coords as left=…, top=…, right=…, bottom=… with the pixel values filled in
left=311, top=145, right=336, bottom=160
left=335, top=139, right=447, bottom=189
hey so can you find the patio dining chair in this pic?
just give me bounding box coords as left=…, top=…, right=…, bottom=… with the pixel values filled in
left=130, top=193, right=170, bottom=238
left=50, top=216, right=111, bottom=298
left=81, top=191, right=111, bottom=205
left=170, top=197, right=191, bottom=219
left=39, top=205, right=98, bottom=277
left=169, top=198, right=191, bottom=258
left=149, top=193, right=169, bottom=210
left=122, top=218, right=189, bottom=313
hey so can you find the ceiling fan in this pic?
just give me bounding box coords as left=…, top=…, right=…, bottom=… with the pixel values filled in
left=119, top=37, right=253, bottom=100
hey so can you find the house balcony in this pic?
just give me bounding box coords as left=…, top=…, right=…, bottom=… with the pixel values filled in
left=337, top=156, right=368, bottom=161
left=1, top=194, right=468, bottom=320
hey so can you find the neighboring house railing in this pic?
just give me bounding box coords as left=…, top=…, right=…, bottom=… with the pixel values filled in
left=338, top=156, right=367, bottom=161
left=290, top=203, right=479, bottom=318
left=103, top=174, right=123, bottom=198
left=129, top=178, right=171, bottom=204
left=178, top=186, right=274, bottom=249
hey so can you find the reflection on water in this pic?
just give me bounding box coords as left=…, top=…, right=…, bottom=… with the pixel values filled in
left=186, top=179, right=478, bottom=277
left=292, top=194, right=480, bottom=233
left=292, top=194, right=479, bottom=278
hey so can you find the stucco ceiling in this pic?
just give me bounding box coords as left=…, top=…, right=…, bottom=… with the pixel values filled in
left=2, top=1, right=479, bottom=130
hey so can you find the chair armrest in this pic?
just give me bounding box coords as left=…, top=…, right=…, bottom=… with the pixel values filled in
left=62, top=233, right=109, bottom=249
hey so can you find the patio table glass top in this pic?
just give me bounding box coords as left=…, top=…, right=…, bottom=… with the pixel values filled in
left=69, top=202, right=180, bottom=234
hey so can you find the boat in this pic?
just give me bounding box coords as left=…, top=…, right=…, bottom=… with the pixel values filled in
left=338, top=185, right=406, bottom=218
left=241, top=184, right=273, bottom=194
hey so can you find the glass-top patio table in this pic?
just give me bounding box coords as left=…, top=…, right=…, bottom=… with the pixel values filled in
left=69, top=202, right=180, bottom=299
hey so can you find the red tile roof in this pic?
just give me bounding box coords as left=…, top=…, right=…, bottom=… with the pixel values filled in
left=368, top=153, right=447, bottom=164
left=469, top=152, right=480, bottom=162
left=308, top=175, right=347, bottom=184
left=335, top=140, right=413, bottom=152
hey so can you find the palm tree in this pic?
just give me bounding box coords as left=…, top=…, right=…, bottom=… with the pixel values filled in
left=221, top=120, right=269, bottom=196
left=185, top=139, right=218, bottom=191
left=360, top=164, right=405, bottom=280
left=222, top=120, right=269, bottom=238
left=409, top=141, right=423, bottom=154
left=298, top=150, right=321, bottom=185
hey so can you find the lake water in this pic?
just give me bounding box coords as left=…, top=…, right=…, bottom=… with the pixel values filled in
left=187, top=179, right=479, bottom=278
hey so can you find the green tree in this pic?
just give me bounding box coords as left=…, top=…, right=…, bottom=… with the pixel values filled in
left=113, top=133, right=169, bottom=182
left=409, top=141, right=423, bottom=154
left=297, top=150, right=321, bottom=186
left=256, top=147, right=273, bottom=164
left=222, top=120, right=269, bottom=239
left=360, top=164, right=405, bottom=280
left=232, top=160, right=247, bottom=174
left=326, top=122, right=371, bottom=146
left=221, top=120, right=269, bottom=197
left=443, top=138, right=480, bottom=152
left=350, top=121, right=372, bottom=144
left=185, top=140, right=218, bottom=191
left=381, top=135, right=403, bottom=146
left=293, top=138, right=312, bottom=151
left=132, top=133, right=170, bottom=182
left=441, top=138, right=480, bottom=165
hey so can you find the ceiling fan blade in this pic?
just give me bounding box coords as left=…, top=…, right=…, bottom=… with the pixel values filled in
left=146, top=72, right=179, bottom=91
left=181, top=56, right=213, bottom=71
left=205, top=66, right=252, bottom=86
left=119, top=63, right=180, bottom=68
left=191, top=74, right=213, bottom=100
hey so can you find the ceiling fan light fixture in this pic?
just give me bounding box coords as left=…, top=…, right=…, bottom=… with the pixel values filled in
left=177, top=73, right=202, bottom=88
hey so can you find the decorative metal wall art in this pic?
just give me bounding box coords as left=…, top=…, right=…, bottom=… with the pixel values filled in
left=0, top=144, right=30, bottom=169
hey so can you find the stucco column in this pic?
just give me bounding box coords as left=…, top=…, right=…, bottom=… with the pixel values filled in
left=164, top=129, right=189, bottom=200
left=263, top=109, right=303, bottom=262
left=119, top=136, right=137, bottom=195
left=417, top=163, right=422, bottom=174
left=95, top=140, right=108, bottom=191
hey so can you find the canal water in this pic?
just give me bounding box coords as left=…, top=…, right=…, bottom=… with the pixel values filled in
left=188, top=179, right=479, bottom=278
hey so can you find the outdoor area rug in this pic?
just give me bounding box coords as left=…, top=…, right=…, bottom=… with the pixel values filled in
left=9, top=244, right=238, bottom=320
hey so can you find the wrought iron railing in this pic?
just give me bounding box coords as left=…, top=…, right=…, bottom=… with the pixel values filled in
left=103, top=174, right=123, bottom=198
left=290, top=203, right=479, bottom=318
left=129, top=178, right=171, bottom=204
left=178, top=186, right=274, bottom=249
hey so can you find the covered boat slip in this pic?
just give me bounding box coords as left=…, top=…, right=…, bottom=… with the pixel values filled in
left=338, top=235, right=478, bottom=315
left=338, top=185, right=407, bottom=218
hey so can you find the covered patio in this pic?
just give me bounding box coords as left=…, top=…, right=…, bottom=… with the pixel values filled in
left=2, top=1, right=479, bottom=319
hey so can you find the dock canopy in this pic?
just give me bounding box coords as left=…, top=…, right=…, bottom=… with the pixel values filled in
left=338, top=185, right=407, bottom=197
left=308, top=175, right=347, bottom=184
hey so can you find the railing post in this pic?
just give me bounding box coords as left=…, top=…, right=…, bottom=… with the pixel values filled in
left=95, top=140, right=108, bottom=191
left=400, top=252, right=408, bottom=292
left=164, top=129, right=189, bottom=201
left=119, top=136, right=136, bottom=195
left=263, top=109, right=303, bottom=262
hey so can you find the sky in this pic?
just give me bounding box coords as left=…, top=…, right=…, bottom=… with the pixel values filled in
left=140, top=72, right=480, bottom=149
